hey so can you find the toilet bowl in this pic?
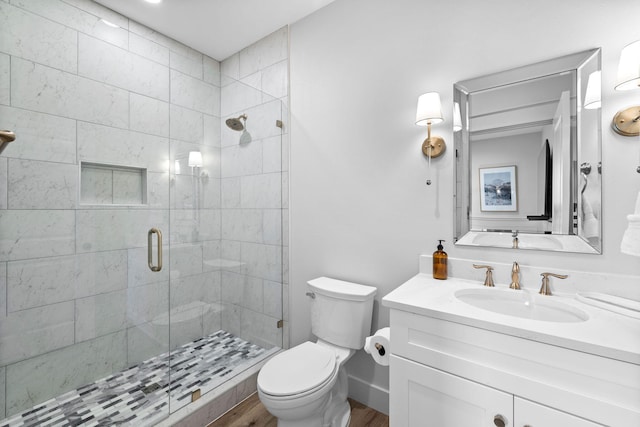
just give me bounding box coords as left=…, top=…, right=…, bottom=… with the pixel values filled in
left=257, top=277, right=377, bottom=427
left=258, top=341, right=353, bottom=427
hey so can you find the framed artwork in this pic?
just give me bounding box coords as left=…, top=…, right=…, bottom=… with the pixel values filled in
left=479, top=165, right=517, bottom=211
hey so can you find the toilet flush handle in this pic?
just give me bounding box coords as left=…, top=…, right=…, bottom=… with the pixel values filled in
left=306, top=292, right=316, bottom=299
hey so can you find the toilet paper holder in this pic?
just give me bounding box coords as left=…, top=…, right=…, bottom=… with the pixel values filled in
left=365, top=327, right=391, bottom=366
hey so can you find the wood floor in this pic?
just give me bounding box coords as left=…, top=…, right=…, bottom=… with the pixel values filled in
left=207, top=392, right=389, bottom=427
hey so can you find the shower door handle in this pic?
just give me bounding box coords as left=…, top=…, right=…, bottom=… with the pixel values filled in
left=148, top=228, right=163, bottom=272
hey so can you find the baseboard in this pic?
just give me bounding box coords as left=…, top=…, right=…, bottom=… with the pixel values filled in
left=347, top=375, right=389, bottom=415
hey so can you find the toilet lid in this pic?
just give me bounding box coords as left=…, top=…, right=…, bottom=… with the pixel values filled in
left=259, top=342, right=337, bottom=397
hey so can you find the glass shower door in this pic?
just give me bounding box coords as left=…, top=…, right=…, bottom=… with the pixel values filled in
left=1, top=1, right=287, bottom=424
left=0, top=0, right=173, bottom=424
left=166, top=73, right=286, bottom=412
left=0, top=103, right=173, bottom=425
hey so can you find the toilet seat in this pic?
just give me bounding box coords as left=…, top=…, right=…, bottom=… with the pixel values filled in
left=258, top=342, right=337, bottom=398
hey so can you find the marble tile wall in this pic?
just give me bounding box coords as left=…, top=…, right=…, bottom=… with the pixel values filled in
left=220, top=27, right=290, bottom=350
left=0, top=0, right=229, bottom=418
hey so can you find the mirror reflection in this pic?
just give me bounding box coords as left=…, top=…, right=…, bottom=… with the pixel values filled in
left=454, top=49, right=602, bottom=253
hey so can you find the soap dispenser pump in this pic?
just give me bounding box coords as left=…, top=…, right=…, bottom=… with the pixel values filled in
left=433, top=240, right=448, bottom=280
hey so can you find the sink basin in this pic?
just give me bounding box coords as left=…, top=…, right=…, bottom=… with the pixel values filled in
left=455, top=288, right=589, bottom=322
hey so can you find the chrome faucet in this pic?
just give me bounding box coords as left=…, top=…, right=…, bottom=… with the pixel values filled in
left=509, top=262, right=521, bottom=290
left=473, top=264, right=495, bottom=287
left=539, top=272, right=568, bottom=295
left=512, top=230, right=519, bottom=249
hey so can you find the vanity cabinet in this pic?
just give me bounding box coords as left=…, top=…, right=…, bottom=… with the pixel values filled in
left=391, top=355, right=513, bottom=426
left=387, top=309, right=638, bottom=427
left=391, top=355, right=602, bottom=426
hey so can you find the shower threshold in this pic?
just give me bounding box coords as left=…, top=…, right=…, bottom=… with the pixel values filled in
left=1, top=330, right=278, bottom=427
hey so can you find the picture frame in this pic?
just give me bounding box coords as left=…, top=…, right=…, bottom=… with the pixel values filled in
left=479, top=165, right=517, bottom=211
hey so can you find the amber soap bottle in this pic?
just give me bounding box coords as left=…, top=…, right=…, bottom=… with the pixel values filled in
left=433, top=240, right=448, bottom=280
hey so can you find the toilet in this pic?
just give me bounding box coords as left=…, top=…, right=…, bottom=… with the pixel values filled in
left=257, top=277, right=377, bottom=427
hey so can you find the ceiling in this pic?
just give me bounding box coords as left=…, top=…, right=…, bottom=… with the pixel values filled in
left=93, top=0, right=336, bottom=61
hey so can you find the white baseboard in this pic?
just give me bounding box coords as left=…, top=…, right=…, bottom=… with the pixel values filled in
left=347, top=374, right=389, bottom=415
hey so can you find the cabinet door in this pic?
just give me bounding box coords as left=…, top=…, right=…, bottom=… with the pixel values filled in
left=514, top=397, right=604, bottom=427
left=390, top=355, right=513, bottom=427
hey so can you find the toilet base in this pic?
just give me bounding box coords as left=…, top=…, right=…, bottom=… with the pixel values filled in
left=328, top=400, right=351, bottom=427
left=322, top=368, right=351, bottom=427
left=263, top=368, right=353, bottom=427
left=274, top=401, right=351, bottom=427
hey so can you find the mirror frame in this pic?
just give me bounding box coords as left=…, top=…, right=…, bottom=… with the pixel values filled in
left=453, top=48, right=602, bottom=254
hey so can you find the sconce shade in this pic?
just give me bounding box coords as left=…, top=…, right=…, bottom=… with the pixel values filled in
left=584, top=70, right=601, bottom=110
left=416, top=92, right=444, bottom=126
left=188, top=151, right=203, bottom=167
left=615, top=40, right=640, bottom=91
left=621, top=191, right=640, bottom=256
left=453, top=102, right=463, bottom=131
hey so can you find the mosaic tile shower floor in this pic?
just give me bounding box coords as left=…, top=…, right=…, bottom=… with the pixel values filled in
left=1, top=331, right=278, bottom=427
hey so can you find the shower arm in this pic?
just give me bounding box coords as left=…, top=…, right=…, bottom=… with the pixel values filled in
left=0, top=130, right=16, bottom=154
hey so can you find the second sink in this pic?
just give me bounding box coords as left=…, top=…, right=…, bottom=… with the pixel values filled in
left=455, top=288, right=589, bottom=323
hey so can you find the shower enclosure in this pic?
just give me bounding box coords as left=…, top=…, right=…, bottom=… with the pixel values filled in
left=0, top=1, right=288, bottom=425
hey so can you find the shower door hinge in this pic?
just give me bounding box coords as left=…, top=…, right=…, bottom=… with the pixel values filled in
left=277, top=319, right=284, bottom=329
left=276, top=120, right=283, bottom=129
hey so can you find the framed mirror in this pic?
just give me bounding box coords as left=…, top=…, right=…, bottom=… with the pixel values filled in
left=453, top=49, right=602, bottom=254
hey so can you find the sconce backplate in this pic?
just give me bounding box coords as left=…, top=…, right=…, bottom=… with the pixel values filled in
left=612, top=106, right=640, bottom=137
left=422, top=136, right=446, bottom=158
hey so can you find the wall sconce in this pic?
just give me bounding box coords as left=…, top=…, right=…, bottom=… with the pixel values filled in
left=187, top=151, right=209, bottom=181
left=188, top=151, right=203, bottom=168
left=584, top=71, right=601, bottom=110
left=415, top=92, right=446, bottom=158
left=612, top=40, right=640, bottom=137
left=453, top=102, right=463, bottom=132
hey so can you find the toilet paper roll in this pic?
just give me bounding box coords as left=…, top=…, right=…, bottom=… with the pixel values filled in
left=364, top=327, right=391, bottom=366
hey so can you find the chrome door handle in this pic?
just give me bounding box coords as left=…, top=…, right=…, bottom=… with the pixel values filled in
left=148, top=228, right=163, bottom=272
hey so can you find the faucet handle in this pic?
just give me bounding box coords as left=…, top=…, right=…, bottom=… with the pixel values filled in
left=539, top=272, right=568, bottom=296
left=473, top=264, right=495, bottom=287
left=510, top=262, right=521, bottom=290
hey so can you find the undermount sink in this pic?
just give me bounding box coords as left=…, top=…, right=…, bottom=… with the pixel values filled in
left=455, top=288, right=589, bottom=323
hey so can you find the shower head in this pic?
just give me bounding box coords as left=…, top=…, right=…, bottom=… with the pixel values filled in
left=225, top=114, right=247, bottom=131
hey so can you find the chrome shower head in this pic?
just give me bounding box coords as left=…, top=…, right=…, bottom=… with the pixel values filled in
left=225, top=114, right=247, bottom=131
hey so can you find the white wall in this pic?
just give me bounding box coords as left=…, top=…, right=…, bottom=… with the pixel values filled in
left=289, top=0, right=640, bottom=412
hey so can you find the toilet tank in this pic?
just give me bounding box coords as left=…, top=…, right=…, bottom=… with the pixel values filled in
left=307, top=277, right=377, bottom=350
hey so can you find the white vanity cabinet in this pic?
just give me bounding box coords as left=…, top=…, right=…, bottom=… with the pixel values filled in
left=386, top=308, right=639, bottom=427
left=390, top=355, right=513, bottom=426
left=391, top=353, right=603, bottom=426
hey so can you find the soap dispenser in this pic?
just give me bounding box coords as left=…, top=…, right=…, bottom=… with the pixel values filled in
left=433, top=240, right=448, bottom=280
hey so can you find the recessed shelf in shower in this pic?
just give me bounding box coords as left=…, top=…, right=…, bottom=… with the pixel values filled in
left=80, top=162, right=148, bottom=205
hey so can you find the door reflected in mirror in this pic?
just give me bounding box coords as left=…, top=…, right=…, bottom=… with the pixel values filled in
left=454, top=49, right=601, bottom=254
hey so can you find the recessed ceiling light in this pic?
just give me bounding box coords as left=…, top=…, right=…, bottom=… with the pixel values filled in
left=144, top=0, right=162, bottom=4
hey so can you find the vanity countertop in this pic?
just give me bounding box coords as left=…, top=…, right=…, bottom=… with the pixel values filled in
left=382, top=273, right=640, bottom=365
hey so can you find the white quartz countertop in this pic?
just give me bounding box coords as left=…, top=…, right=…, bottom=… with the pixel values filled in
left=382, top=273, right=640, bottom=365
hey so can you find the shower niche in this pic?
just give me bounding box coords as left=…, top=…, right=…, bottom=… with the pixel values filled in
left=80, top=162, right=147, bottom=206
